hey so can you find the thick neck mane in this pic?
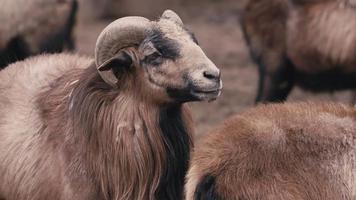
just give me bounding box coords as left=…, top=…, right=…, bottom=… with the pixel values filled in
left=37, top=63, right=193, bottom=200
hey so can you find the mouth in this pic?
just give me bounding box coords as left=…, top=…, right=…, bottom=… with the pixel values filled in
left=166, top=80, right=223, bottom=103
left=190, top=86, right=222, bottom=102
left=192, top=88, right=221, bottom=95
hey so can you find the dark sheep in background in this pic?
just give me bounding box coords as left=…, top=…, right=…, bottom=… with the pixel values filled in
left=186, top=102, right=356, bottom=200
left=0, top=10, right=222, bottom=200
left=240, top=0, right=356, bottom=102
left=0, top=0, right=78, bottom=68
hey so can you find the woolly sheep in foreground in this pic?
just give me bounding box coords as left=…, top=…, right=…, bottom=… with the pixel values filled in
left=0, top=10, right=222, bottom=200
left=186, top=102, right=356, bottom=200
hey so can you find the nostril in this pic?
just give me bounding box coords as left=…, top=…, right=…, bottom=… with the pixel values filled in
left=203, top=71, right=220, bottom=80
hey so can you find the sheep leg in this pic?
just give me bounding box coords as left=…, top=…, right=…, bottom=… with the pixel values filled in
left=63, top=0, right=78, bottom=51
left=256, top=61, right=294, bottom=103
left=239, top=33, right=293, bottom=103
left=240, top=0, right=292, bottom=103
left=0, top=36, right=30, bottom=69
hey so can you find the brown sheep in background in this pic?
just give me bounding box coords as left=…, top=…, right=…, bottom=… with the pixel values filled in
left=0, top=10, right=222, bottom=200
left=186, top=102, right=356, bottom=200
left=240, top=0, right=356, bottom=102
left=0, top=0, right=78, bottom=68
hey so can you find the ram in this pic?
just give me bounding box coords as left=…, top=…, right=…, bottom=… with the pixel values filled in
left=0, top=10, right=222, bottom=200
left=186, top=102, right=356, bottom=200
left=240, top=0, right=356, bottom=102
left=0, top=0, right=77, bottom=68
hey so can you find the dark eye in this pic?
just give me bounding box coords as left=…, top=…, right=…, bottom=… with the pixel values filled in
left=145, top=52, right=163, bottom=66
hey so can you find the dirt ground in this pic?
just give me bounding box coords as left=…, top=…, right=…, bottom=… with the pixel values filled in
left=75, top=0, right=354, bottom=138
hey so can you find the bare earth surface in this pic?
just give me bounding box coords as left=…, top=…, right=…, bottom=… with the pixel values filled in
left=76, top=1, right=354, bottom=138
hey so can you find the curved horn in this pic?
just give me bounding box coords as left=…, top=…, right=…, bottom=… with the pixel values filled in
left=95, top=16, right=151, bottom=87
left=161, top=10, right=183, bottom=26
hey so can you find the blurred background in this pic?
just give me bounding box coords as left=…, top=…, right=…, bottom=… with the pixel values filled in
left=2, top=0, right=355, bottom=138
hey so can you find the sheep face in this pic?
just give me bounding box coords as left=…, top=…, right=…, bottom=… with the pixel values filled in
left=96, top=10, right=222, bottom=103
left=138, top=20, right=222, bottom=103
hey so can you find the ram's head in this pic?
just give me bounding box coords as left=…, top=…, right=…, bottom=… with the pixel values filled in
left=95, top=10, right=222, bottom=103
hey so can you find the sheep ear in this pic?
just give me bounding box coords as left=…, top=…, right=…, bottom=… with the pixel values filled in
left=97, top=51, right=133, bottom=87
left=97, top=51, right=132, bottom=72
left=161, top=10, right=183, bottom=26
